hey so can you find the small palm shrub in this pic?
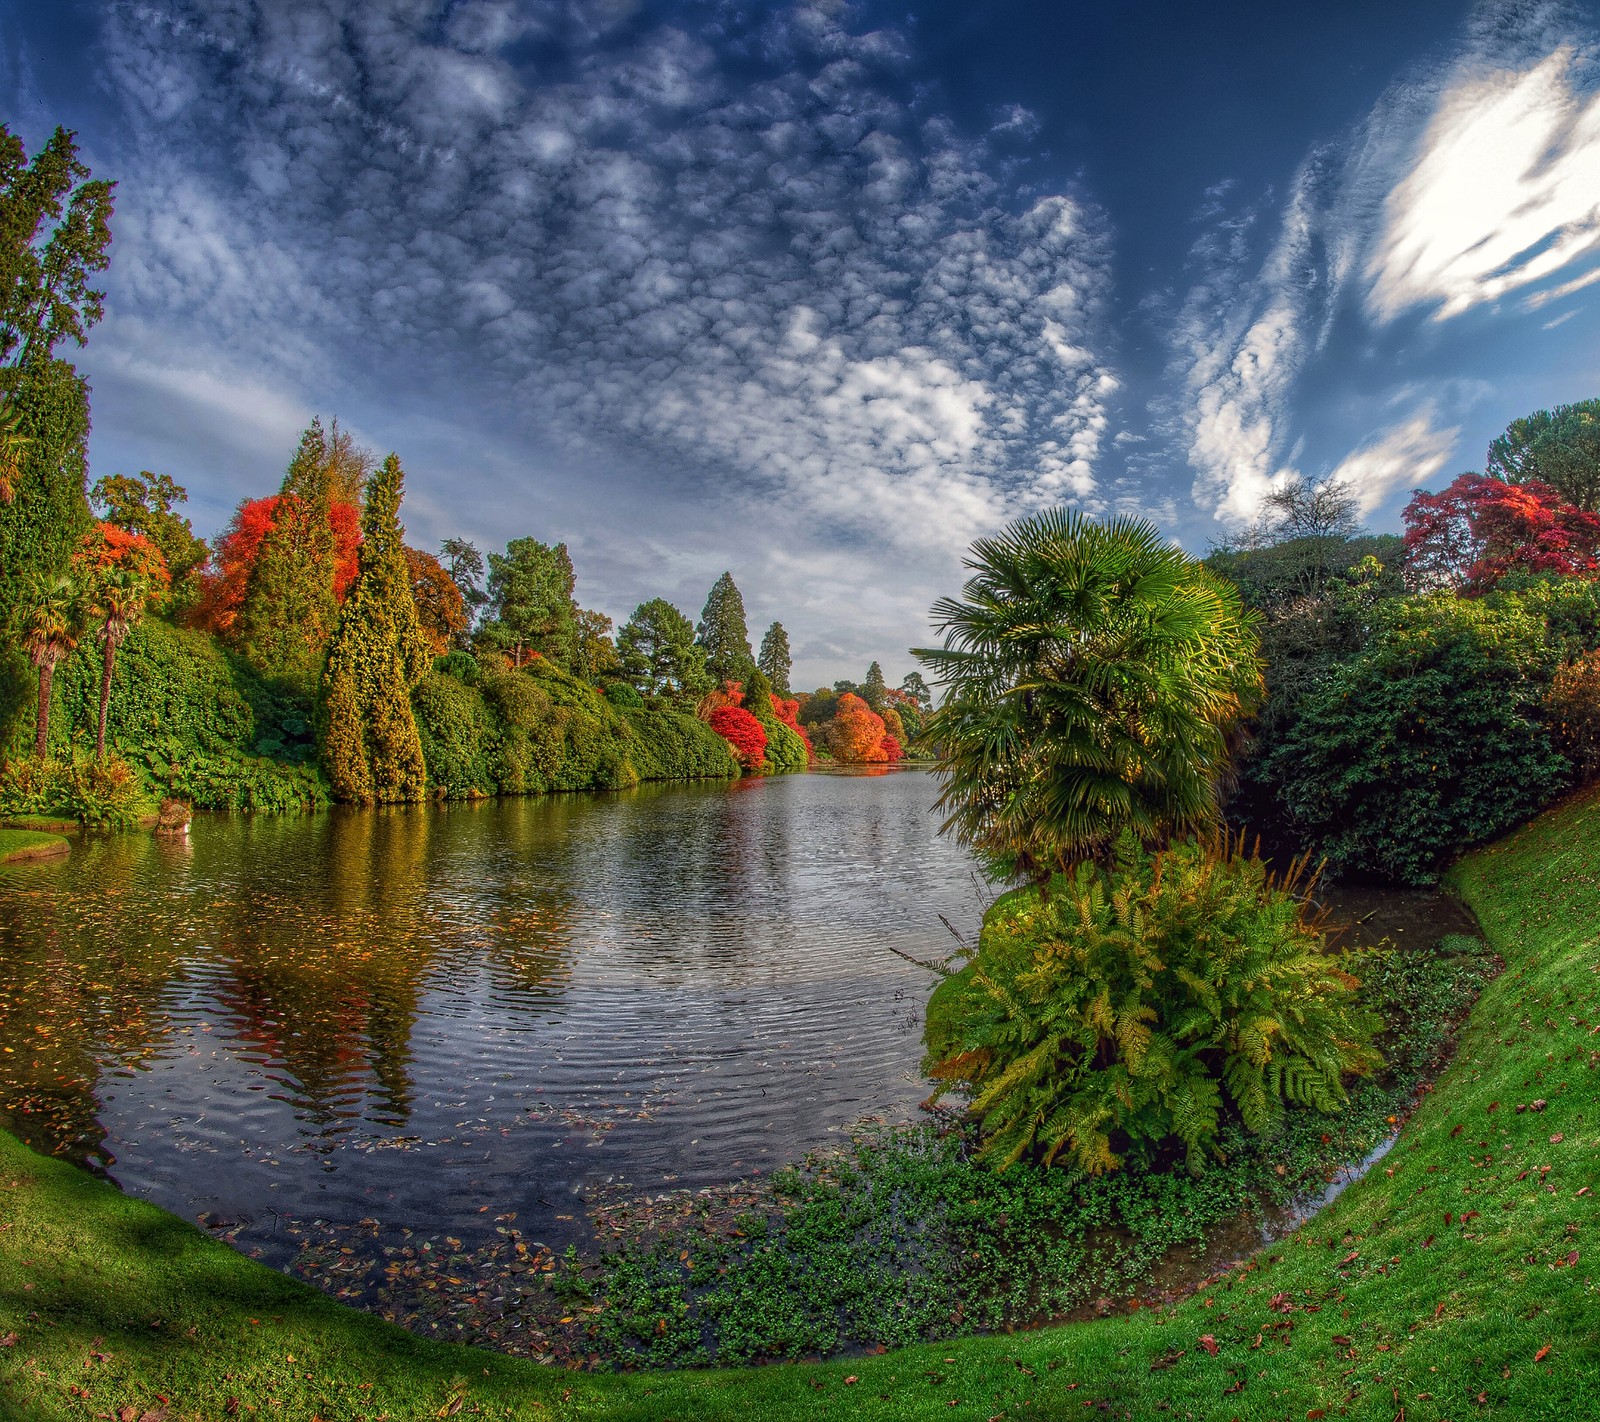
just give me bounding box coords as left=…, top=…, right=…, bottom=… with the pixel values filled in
left=924, top=834, right=1380, bottom=1174
left=0, top=754, right=147, bottom=827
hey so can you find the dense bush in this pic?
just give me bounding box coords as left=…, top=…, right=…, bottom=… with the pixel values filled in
left=412, top=660, right=736, bottom=797
left=924, top=835, right=1380, bottom=1174
left=40, top=618, right=326, bottom=812
left=1256, top=588, right=1587, bottom=883
left=602, top=681, right=644, bottom=708
left=0, top=754, right=147, bottom=827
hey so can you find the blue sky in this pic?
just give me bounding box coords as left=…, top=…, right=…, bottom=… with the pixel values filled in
left=5, top=0, right=1600, bottom=687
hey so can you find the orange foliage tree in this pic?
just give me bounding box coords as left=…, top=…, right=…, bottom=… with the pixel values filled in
left=405, top=546, right=468, bottom=656
left=194, top=495, right=360, bottom=639
left=830, top=691, right=895, bottom=764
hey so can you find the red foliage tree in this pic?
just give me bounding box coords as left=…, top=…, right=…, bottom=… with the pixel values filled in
left=768, top=692, right=814, bottom=758
left=880, top=733, right=903, bottom=763
left=831, top=691, right=891, bottom=763
left=1402, top=473, right=1600, bottom=592
left=194, top=495, right=360, bottom=637
left=708, top=704, right=767, bottom=771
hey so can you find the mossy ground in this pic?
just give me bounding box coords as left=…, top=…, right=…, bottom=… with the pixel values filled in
left=0, top=827, right=69, bottom=863
left=2, top=788, right=1599, bottom=1420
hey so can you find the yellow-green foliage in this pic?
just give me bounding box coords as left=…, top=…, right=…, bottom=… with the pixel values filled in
left=317, top=456, right=430, bottom=805
left=925, top=834, right=1381, bottom=1174
left=412, top=655, right=737, bottom=797
left=0, top=754, right=146, bottom=827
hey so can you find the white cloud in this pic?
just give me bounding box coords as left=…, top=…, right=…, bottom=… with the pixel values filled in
left=87, top=0, right=1116, bottom=682
left=1368, top=46, right=1600, bottom=323
left=1325, top=408, right=1459, bottom=515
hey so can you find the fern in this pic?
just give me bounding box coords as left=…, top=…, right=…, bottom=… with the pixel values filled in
left=923, top=831, right=1382, bottom=1174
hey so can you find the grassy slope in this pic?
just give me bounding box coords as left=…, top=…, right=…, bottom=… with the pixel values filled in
left=3, top=790, right=1599, bottom=1421
left=0, top=828, right=68, bottom=863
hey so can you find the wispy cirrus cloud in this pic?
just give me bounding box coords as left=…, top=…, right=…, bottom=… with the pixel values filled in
left=87, top=0, right=1115, bottom=678
left=1168, top=0, right=1600, bottom=530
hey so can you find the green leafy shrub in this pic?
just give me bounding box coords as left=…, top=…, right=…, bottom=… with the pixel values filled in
left=1258, top=589, right=1580, bottom=883
left=412, top=670, right=499, bottom=797
left=0, top=754, right=147, bottom=827
left=602, top=681, right=644, bottom=708
left=623, top=706, right=739, bottom=782
left=924, top=834, right=1380, bottom=1174
left=433, top=650, right=480, bottom=684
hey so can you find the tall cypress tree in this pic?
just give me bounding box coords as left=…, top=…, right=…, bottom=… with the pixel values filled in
left=318, top=453, right=431, bottom=804
left=757, top=621, right=792, bottom=694
left=238, top=419, right=339, bottom=692
left=696, top=571, right=755, bottom=688
left=863, top=660, right=887, bottom=711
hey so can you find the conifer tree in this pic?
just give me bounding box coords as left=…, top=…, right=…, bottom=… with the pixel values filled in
left=863, top=660, right=887, bottom=711
left=696, top=571, right=754, bottom=687
left=237, top=419, right=339, bottom=691
left=618, top=598, right=710, bottom=699
left=318, top=454, right=431, bottom=805
left=757, top=620, right=792, bottom=693
left=485, top=537, right=577, bottom=668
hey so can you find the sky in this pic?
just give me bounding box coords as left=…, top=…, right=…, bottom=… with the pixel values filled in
left=5, top=0, right=1600, bottom=689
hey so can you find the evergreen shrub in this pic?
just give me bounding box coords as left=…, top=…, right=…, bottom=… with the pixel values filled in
left=924, top=834, right=1380, bottom=1174
left=1258, top=589, right=1585, bottom=883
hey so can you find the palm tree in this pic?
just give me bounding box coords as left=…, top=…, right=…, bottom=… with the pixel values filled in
left=84, top=567, right=151, bottom=760
left=913, top=509, right=1263, bottom=881
left=20, top=576, right=77, bottom=759
left=0, top=395, right=27, bottom=505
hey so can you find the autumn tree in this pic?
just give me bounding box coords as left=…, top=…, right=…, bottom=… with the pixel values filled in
left=1402, top=472, right=1600, bottom=592
left=758, top=620, right=792, bottom=693
left=485, top=537, right=577, bottom=668
left=405, top=545, right=468, bottom=657
left=91, top=471, right=207, bottom=604
left=829, top=692, right=892, bottom=764
left=19, top=575, right=75, bottom=758
left=195, top=493, right=360, bottom=641
left=1487, top=399, right=1600, bottom=512
left=707, top=703, right=767, bottom=772
left=696, top=572, right=755, bottom=686
left=318, top=455, right=431, bottom=804
left=71, top=522, right=169, bottom=758
left=236, top=420, right=343, bottom=691
left=617, top=598, right=711, bottom=700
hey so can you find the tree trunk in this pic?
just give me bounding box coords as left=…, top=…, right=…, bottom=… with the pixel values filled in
left=34, top=656, right=54, bottom=761
left=97, top=639, right=116, bottom=760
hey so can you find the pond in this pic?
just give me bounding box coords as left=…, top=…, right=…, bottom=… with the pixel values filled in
left=0, top=768, right=985, bottom=1271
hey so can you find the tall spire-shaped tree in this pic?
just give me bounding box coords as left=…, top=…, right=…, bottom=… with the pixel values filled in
left=237, top=419, right=339, bottom=690
left=696, top=571, right=754, bottom=687
left=757, top=620, right=791, bottom=693
left=862, top=660, right=887, bottom=711
left=318, top=454, right=431, bottom=804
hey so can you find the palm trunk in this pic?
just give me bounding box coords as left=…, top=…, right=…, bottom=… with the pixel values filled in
left=97, top=640, right=116, bottom=760
left=35, top=656, right=54, bottom=761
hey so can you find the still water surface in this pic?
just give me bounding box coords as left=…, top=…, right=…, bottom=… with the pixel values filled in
left=0, top=769, right=981, bottom=1265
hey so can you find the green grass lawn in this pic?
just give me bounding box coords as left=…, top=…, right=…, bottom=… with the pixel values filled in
left=3, top=788, right=1598, bottom=1421
left=0, top=827, right=69, bottom=864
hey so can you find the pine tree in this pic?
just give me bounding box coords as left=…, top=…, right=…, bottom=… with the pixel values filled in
left=237, top=419, right=339, bottom=691
left=485, top=537, right=578, bottom=668
left=757, top=620, right=792, bottom=693
left=696, top=571, right=754, bottom=687
left=318, top=454, right=431, bottom=805
left=617, top=598, right=710, bottom=700
left=863, top=660, right=887, bottom=711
